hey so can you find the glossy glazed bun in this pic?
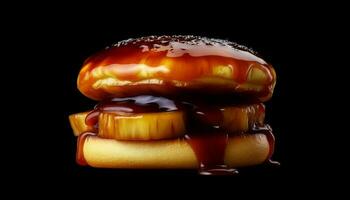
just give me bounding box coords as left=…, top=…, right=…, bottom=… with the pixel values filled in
left=78, top=36, right=276, bottom=101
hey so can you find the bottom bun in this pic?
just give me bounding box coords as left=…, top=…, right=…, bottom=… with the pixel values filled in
left=82, top=133, right=270, bottom=168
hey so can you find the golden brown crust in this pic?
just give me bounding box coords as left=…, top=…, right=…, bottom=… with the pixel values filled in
left=82, top=133, right=270, bottom=168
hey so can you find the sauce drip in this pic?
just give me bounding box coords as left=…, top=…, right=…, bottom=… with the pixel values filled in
left=252, top=124, right=280, bottom=166
left=185, top=133, right=238, bottom=175
left=78, top=95, right=276, bottom=175
left=85, top=95, right=264, bottom=129
left=85, top=95, right=180, bottom=126
left=76, top=132, right=96, bottom=166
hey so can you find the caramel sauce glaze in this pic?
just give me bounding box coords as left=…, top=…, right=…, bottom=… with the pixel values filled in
left=77, top=95, right=276, bottom=175
left=76, top=36, right=277, bottom=174
left=78, top=36, right=275, bottom=101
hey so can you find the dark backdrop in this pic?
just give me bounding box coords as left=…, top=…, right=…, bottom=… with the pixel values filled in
left=0, top=1, right=346, bottom=198
left=9, top=5, right=341, bottom=193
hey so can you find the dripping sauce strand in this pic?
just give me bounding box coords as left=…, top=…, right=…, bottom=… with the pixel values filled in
left=185, top=132, right=238, bottom=175
left=252, top=124, right=280, bottom=166
left=76, top=132, right=96, bottom=166
left=78, top=95, right=277, bottom=174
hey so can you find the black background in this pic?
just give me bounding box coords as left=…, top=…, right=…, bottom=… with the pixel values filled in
left=6, top=4, right=345, bottom=194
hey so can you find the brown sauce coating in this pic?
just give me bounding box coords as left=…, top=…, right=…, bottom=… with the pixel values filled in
left=78, top=36, right=276, bottom=101
left=78, top=95, right=275, bottom=175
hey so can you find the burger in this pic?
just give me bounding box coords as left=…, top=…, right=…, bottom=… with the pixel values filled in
left=69, top=35, right=278, bottom=175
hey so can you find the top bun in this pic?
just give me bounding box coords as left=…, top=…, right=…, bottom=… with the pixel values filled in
left=77, top=35, right=276, bottom=101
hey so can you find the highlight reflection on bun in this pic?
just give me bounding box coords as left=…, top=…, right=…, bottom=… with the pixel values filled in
left=77, top=36, right=276, bottom=101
